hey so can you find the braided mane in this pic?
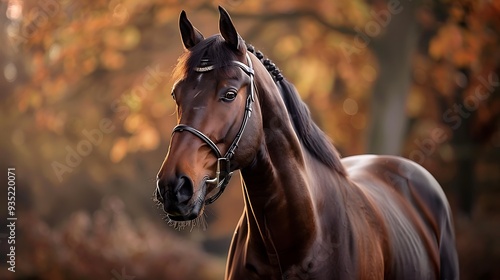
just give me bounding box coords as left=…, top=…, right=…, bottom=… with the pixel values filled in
left=246, top=44, right=345, bottom=174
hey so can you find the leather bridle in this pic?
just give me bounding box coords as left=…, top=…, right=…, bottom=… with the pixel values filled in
left=171, top=53, right=255, bottom=205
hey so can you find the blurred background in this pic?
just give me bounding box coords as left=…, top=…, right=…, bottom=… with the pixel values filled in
left=0, top=0, right=499, bottom=279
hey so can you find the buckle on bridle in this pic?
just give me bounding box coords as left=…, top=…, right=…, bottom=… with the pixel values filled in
left=205, top=158, right=233, bottom=205
left=206, top=158, right=231, bottom=186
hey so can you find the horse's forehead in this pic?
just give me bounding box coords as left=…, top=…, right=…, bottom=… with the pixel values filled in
left=175, top=72, right=212, bottom=90
left=184, top=73, right=207, bottom=88
left=179, top=66, right=243, bottom=89
left=172, top=75, right=213, bottom=105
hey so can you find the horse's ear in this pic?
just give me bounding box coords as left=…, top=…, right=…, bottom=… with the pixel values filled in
left=218, top=6, right=242, bottom=52
left=179, top=10, right=204, bottom=50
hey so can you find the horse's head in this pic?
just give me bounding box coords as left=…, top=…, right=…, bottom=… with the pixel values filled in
left=155, top=7, right=263, bottom=222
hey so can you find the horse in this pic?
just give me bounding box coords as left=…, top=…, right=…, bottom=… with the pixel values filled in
left=155, top=6, right=459, bottom=279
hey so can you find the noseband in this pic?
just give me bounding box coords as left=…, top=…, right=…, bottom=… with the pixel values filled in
left=171, top=53, right=255, bottom=205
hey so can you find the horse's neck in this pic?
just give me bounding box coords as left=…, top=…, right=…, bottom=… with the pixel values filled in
left=240, top=140, right=316, bottom=266
left=239, top=67, right=322, bottom=268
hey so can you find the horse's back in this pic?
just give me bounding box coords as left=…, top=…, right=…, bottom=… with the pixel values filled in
left=342, top=155, right=459, bottom=280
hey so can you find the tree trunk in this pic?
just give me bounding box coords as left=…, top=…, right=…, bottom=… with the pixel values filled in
left=367, top=0, right=419, bottom=155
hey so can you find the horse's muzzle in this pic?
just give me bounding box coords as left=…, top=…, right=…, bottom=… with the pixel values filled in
left=161, top=196, right=202, bottom=221
left=156, top=175, right=207, bottom=221
left=167, top=212, right=199, bottom=221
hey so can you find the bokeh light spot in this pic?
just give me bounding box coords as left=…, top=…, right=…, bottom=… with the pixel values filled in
left=6, top=0, right=22, bottom=20
left=454, top=71, right=468, bottom=88
left=343, top=98, right=358, bottom=116
left=4, top=62, right=17, bottom=82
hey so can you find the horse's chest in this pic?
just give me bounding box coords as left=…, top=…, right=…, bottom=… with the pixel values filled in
left=229, top=244, right=330, bottom=279
left=280, top=242, right=356, bottom=280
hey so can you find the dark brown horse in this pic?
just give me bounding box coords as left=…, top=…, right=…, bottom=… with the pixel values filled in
left=155, top=7, right=459, bottom=279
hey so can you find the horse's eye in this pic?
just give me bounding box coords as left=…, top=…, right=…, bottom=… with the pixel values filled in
left=171, top=92, right=176, bottom=101
left=222, top=90, right=237, bottom=102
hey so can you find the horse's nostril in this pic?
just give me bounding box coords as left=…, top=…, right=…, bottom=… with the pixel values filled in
left=175, top=176, right=193, bottom=204
left=157, top=175, right=194, bottom=205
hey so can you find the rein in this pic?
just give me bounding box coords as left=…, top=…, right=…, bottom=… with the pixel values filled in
left=171, top=53, right=255, bottom=205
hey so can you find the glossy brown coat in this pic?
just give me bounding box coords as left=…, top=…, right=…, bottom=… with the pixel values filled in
left=155, top=7, right=459, bottom=280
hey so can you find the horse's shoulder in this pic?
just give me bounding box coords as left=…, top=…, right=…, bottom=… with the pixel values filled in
left=341, top=154, right=417, bottom=171
left=341, top=154, right=450, bottom=221
left=341, top=154, right=436, bottom=186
